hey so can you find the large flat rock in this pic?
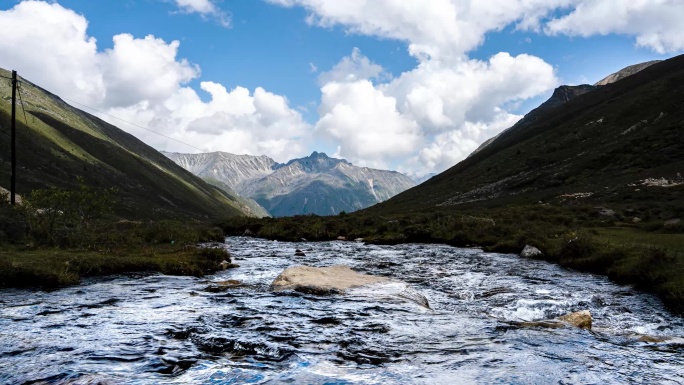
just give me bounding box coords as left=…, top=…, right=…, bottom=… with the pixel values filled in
left=271, top=265, right=388, bottom=294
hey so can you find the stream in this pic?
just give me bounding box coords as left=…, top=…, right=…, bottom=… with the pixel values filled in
left=1, top=237, right=683, bottom=384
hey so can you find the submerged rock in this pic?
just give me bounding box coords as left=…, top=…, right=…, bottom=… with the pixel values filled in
left=513, top=310, right=593, bottom=330
left=294, top=249, right=306, bottom=257
left=271, top=265, right=387, bottom=293
left=520, top=245, right=543, bottom=258
left=205, top=280, right=245, bottom=293
left=219, top=260, right=238, bottom=270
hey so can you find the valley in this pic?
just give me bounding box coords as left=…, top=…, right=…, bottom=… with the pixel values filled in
left=0, top=4, right=682, bottom=382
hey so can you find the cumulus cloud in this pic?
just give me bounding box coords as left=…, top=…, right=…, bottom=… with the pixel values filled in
left=313, top=48, right=557, bottom=176
left=318, top=47, right=388, bottom=85
left=316, top=80, right=422, bottom=168
left=174, top=0, right=231, bottom=28
left=545, top=0, right=684, bottom=53
left=268, top=0, right=572, bottom=60
left=0, top=1, right=308, bottom=162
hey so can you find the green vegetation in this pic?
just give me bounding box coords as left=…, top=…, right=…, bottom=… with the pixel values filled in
left=0, top=183, right=231, bottom=288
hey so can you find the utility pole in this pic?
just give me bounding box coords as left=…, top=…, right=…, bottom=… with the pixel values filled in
left=10, top=70, right=16, bottom=205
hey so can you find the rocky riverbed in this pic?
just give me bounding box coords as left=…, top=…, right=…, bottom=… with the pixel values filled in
left=1, top=237, right=683, bottom=384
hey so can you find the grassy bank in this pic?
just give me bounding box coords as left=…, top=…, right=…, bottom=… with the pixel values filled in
left=218, top=205, right=684, bottom=314
left=0, top=182, right=235, bottom=288
left=0, top=212, right=232, bottom=288
left=0, top=244, right=230, bottom=288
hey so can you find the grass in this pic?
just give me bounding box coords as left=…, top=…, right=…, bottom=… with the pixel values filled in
left=0, top=201, right=233, bottom=288
left=0, top=245, right=230, bottom=288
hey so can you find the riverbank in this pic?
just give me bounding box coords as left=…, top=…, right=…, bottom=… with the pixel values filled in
left=218, top=206, right=684, bottom=314
left=0, top=220, right=233, bottom=288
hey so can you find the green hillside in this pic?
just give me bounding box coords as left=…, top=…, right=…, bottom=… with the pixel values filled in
left=0, top=68, right=251, bottom=220
left=369, top=55, right=684, bottom=218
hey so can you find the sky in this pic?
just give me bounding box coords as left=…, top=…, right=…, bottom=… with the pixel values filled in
left=0, top=0, right=682, bottom=178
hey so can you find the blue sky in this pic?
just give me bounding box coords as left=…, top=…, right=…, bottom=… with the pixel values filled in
left=0, top=0, right=682, bottom=176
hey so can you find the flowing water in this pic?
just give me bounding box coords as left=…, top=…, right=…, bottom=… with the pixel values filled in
left=1, top=237, right=683, bottom=384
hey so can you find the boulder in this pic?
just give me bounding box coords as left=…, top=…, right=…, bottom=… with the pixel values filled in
left=271, top=265, right=387, bottom=294
left=337, top=236, right=347, bottom=241
left=632, top=217, right=642, bottom=223
left=596, top=207, right=616, bottom=217
left=520, top=245, right=543, bottom=258
left=558, top=310, right=592, bottom=329
left=243, top=229, right=254, bottom=236
left=294, top=249, right=306, bottom=256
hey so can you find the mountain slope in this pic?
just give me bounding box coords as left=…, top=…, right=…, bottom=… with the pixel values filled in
left=165, top=151, right=416, bottom=217
left=367, top=55, right=684, bottom=217
left=0, top=68, right=253, bottom=220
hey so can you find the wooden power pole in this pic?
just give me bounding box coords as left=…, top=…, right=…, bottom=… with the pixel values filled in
left=10, top=70, right=16, bottom=205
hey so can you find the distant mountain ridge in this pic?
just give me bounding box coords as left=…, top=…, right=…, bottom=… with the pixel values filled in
left=164, top=151, right=416, bottom=217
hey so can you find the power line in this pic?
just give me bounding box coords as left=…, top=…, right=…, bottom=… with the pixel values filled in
left=3, top=75, right=205, bottom=152
left=60, top=96, right=206, bottom=152
left=16, top=82, right=30, bottom=124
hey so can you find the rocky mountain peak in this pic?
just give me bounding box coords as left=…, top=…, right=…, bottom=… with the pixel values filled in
left=594, top=60, right=661, bottom=86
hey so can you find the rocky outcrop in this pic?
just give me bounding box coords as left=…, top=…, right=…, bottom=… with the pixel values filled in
left=520, top=245, right=543, bottom=258
left=271, top=265, right=388, bottom=294
left=595, top=60, right=661, bottom=86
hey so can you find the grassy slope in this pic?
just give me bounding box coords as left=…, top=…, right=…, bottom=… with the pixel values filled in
left=0, top=68, right=248, bottom=220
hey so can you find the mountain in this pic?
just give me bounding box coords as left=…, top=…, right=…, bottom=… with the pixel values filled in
left=469, top=60, right=660, bottom=160
left=595, top=60, right=661, bottom=86
left=367, top=55, right=684, bottom=216
left=0, top=68, right=255, bottom=220
left=164, top=151, right=416, bottom=217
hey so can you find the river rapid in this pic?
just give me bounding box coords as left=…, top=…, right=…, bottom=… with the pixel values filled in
left=1, top=237, right=683, bottom=384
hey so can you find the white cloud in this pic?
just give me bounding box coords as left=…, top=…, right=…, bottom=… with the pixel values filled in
left=318, top=47, right=388, bottom=85
left=0, top=1, right=308, bottom=162
left=100, top=34, right=200, bottom=108
left=268, top=0, right=571, bottom=60
left=545, top=0, right=684, bottom=54
left=316, top=80, right=422, bottom=168
left=174, top=0, right=231, bottom=27
left=313, top=49, right=557, bottom=176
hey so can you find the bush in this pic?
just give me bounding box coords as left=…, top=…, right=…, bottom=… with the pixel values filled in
left=22, top=178, right=116, bottom=246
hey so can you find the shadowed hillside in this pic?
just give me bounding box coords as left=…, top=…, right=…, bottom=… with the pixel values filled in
left=369, top=55, right=684, bottom=220
left=0, top=68, right=253, bottom=220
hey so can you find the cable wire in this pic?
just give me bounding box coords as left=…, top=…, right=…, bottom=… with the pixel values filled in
left=16, top=81, right=30, bottom=124
left=60, top=96, right=205, bottom=152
